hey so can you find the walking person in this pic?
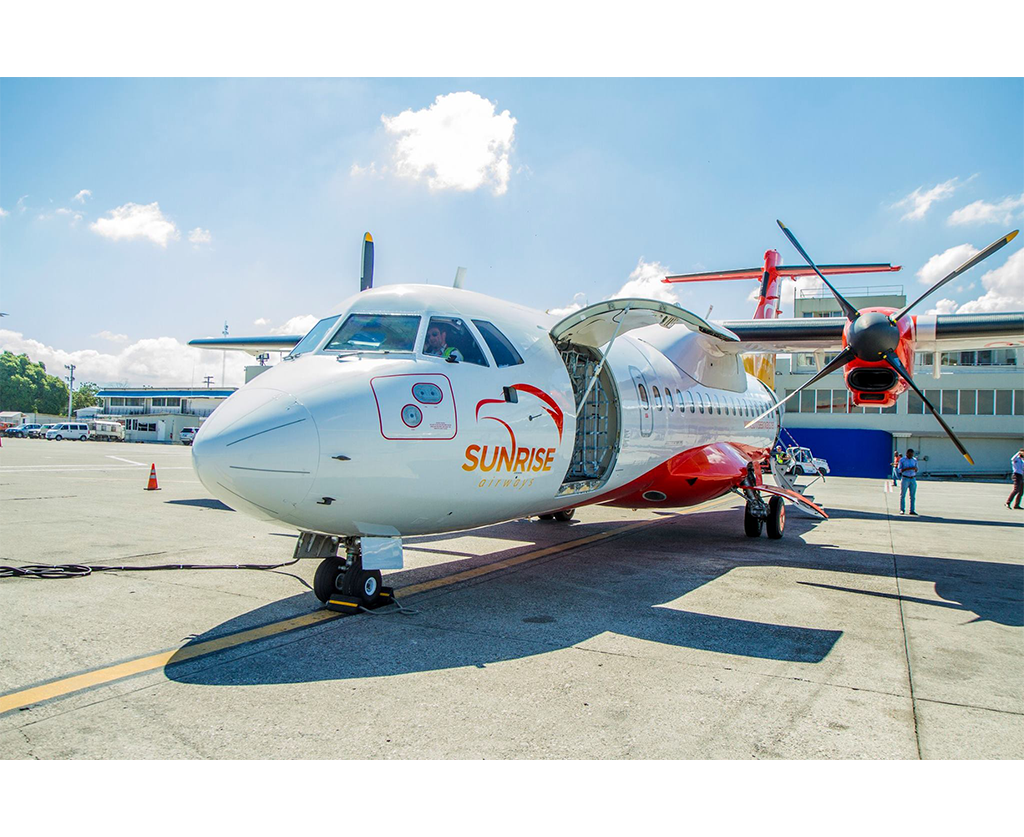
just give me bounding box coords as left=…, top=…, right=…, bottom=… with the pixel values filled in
left=891, top=451, right=900, bottom=486
left=898, top=448, right=919, bottom=516
left=1008, top=449, right=1024, bottom=510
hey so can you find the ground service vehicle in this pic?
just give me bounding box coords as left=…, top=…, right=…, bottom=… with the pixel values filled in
left=785, top=446, right=830, bottom=476
left=90, top=420, right=125, bottom=442
left=46, top=423, right=90, bottom=441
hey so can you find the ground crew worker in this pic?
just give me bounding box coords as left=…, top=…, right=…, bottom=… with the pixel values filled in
left=1007, top=449, right=1024, bottom=510
left=898, top=448, right=919, bottom=516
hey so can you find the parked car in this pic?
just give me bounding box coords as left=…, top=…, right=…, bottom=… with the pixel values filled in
left=46, top=422, right=90, bottom=441
left=179, top=426, right=199, bottom=446
left=27, top=424, right=56, bottom=439
left=785, top=446, right=830, bottom=476
left=5, top=423, right=42, bottom=438
left=89, top=420, right=125, bottom=442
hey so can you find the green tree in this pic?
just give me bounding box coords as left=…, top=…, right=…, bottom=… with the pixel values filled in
left=72, top=382, right=99, bottom=412
left=0, top=351, right=71, bottom=414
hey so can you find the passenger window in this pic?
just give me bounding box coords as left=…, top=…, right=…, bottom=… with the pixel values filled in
left=685, top=391, right=694, bottom=413
left=326, top=314, right=420, bottom=353
left=472, top=320, right=524, bottom=367
left=423, top=317, right=488, bottom=366
left=638, top=383, right=650, bottom=408
left=666, top=389, right=674, bottom=412
left=653, top=385, right=663, bottom=410
left=677, top=390, right=684, bottom=411
left=698, top=393, right=705, bottom=414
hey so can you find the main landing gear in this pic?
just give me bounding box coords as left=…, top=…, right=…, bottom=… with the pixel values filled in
left=739, top=462, right=785, bottom=540
left=743, top=494, right=785, bottom=539
left=538, top=508, right=575, bottom=522
left=298, top=533, right=395, bottom=613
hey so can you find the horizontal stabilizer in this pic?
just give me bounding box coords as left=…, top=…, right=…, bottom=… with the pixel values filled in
left=188, top=335, right=302, bottom=354
left=664, top=263, right=900, bottom=283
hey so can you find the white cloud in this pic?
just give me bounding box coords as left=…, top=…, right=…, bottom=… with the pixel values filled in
left=780, top=275, right=825, bottom=315
left=892, top=177, right=960, bottom=221
left=957, top=249, right=1024, bottom=313
left=253, top=318, right=270, bottom=326
left=350, top=162, right=385, bottom=178
left=53, top=207, right=84, bottom=223
left=90, top=202, right=179, bottom=247
left=17, top=195, right=29, bottom=213
left=270, top=314, right=319, bottom=335
left=381, top=91, right=517, bottom=195
left=916, top=243, right=980, bottom=286
left=925, top=298, right=960, bottom=315
left=948, top=193, right=1024, bottom=226
left=72, top=189, right=92, bottom=203
left=611, top=259, right=679, bottom=304
left=188, top=227, right=212, bottom=245
left=0, top=207, right=8, bottom=218
left=547, top=292, right=588, bottom=318
left=1, top=329, right=246, bottom=388
left=92, top=330, right=129, bottom=343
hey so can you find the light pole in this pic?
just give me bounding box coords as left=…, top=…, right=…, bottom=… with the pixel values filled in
left=64, top=363, right=76, bottom=419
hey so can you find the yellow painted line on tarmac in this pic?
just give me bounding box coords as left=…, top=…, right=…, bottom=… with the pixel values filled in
left=0, top=496, right=736, bottom=715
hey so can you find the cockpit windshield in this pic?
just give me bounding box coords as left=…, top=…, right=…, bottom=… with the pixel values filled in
left=287, top=315, right=341, bottom=358
left=325, top=313, right=421, bottom=353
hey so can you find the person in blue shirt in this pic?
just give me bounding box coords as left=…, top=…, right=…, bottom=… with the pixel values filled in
left=898, top=448, right=919, bottom=516
left=1007, top=449, right=1024, bottom=510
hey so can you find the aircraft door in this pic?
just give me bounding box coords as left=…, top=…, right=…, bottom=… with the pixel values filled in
left=630, top=366, right=653, bottom=437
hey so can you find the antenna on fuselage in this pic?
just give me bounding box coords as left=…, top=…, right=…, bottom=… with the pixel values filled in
left=360, top=232, right=374, bottom=292
left=453, top=266, right=467, bottom=289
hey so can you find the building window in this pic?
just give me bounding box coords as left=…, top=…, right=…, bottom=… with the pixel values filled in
left=831, top=390, right=848, bottom=414
left=960, top=390, right=976, bottom=416
left=816, top=390, right=830, bottom=413
left=1015, top=390, right=1024, bottom=416
left=977, top=390, right=995, bottom=415
left=996, top=390, right=1013, bottom=415
left=941, top=390, right=958, bottom=415
left=907, top=391, right=924, bottom=414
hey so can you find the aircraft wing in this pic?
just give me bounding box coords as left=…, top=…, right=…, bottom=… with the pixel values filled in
left=716, top=312, right=1024, bottom=354
left=188, top=335, right=303, bottom=355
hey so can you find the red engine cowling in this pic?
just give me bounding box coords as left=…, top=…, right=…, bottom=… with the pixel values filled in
left=841, top=307, right=915, bottom=408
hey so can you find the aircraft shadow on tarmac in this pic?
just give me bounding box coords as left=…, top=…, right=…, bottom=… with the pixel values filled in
left=166, top=498, right=235, bottom=512
left=166, top=509, right=1023, bottom=688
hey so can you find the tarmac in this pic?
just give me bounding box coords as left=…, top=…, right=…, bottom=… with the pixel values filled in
left=0, top=436, right=1021, bottom=759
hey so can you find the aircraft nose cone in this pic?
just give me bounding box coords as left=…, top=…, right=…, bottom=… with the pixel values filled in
left=192, top=387, right=320, bottom=519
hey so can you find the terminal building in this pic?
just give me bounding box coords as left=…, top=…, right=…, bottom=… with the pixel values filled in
left=776, top=286, right=1024, bottom=478
left=87, top=387, right=236, bottom=443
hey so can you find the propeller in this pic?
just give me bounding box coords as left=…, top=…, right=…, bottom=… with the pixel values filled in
left=359, top=232, right=374, bottom=292
left=746, top=223, right=1019, bottom=464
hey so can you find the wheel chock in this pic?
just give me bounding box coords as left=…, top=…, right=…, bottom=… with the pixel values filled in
left=325, top=586, right=395, bottom=614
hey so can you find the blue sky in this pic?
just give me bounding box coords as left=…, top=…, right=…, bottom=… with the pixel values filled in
left=1, top=77, right=1022, bottom=386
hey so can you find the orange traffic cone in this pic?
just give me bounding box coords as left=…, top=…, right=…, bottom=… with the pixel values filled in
left=145, top=463, right=160, bottom=491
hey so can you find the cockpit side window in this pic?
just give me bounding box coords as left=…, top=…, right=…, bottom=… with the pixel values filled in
left=325, top=314, right=421, bottom=353
left=472, top=320, right=524, bottom=368
left=287, top=315, right=341, bottom=358
left=423, top=317, right=488, bottom=366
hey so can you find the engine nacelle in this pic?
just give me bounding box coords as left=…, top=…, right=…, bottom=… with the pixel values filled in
left=841, top=307, right=915, bottom=408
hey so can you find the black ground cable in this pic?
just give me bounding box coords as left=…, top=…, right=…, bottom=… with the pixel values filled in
left=0, top=556, right=302, bottom=579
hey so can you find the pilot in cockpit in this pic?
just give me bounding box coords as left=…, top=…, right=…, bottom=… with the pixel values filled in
left=424, top=323, right=463, bottom=362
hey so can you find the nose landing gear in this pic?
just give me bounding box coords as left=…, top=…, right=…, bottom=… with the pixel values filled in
left=299, top=533, right=394, bottom=613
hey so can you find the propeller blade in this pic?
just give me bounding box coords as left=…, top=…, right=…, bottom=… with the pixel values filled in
left=359, top=232, right=374, bottom=292
left=777, top=221, right=861, bottom=321
left=883, top=351, right=974, bottom=465
left=745, top=346, right=855, bottom=428
left=894, top=229, right=1019, bottom=321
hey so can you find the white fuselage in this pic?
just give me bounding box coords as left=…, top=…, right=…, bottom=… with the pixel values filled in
left=192, top=286, right=778, bottom=536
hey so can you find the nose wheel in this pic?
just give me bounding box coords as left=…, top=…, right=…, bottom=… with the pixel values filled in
left=310, top=537, right=394, bottom=613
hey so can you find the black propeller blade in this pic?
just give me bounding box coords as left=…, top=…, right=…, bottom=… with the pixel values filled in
left=745, top=347, right=855, bottom=428
left=360, top=232, right=374, bottom=292
left=882, top=350, right=974, bottom=464
left=777, top=221, right=860, bottom=321
left=893, top=229, right=1018, bottom=321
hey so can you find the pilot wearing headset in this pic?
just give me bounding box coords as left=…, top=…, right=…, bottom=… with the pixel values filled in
left=424, top=323, right=463, bottom=362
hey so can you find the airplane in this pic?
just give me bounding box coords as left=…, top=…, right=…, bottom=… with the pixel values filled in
left=189, top=227, right=1024, bottom=610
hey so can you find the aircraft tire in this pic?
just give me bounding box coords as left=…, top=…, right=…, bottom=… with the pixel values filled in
left=743, top=503, right=762, bottom=537
left=353, top=569, right=383, bottom=605
left=766, top=496, right=785, bottom=539
left=553, top=509, right=575, bottom=522
left=538, top=514, right=555, bottom=521
left=313, top=558, right=344, bottom=603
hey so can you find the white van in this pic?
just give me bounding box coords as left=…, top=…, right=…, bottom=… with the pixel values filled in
left=90, top=420, right=125, bottom=442
left=46, top=422, right=90, bottom=441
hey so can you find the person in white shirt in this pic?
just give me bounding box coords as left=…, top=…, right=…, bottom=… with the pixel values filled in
left=898, top=448, right=919, bottom=516
left=1007, top=449, right=1024, bottom=510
